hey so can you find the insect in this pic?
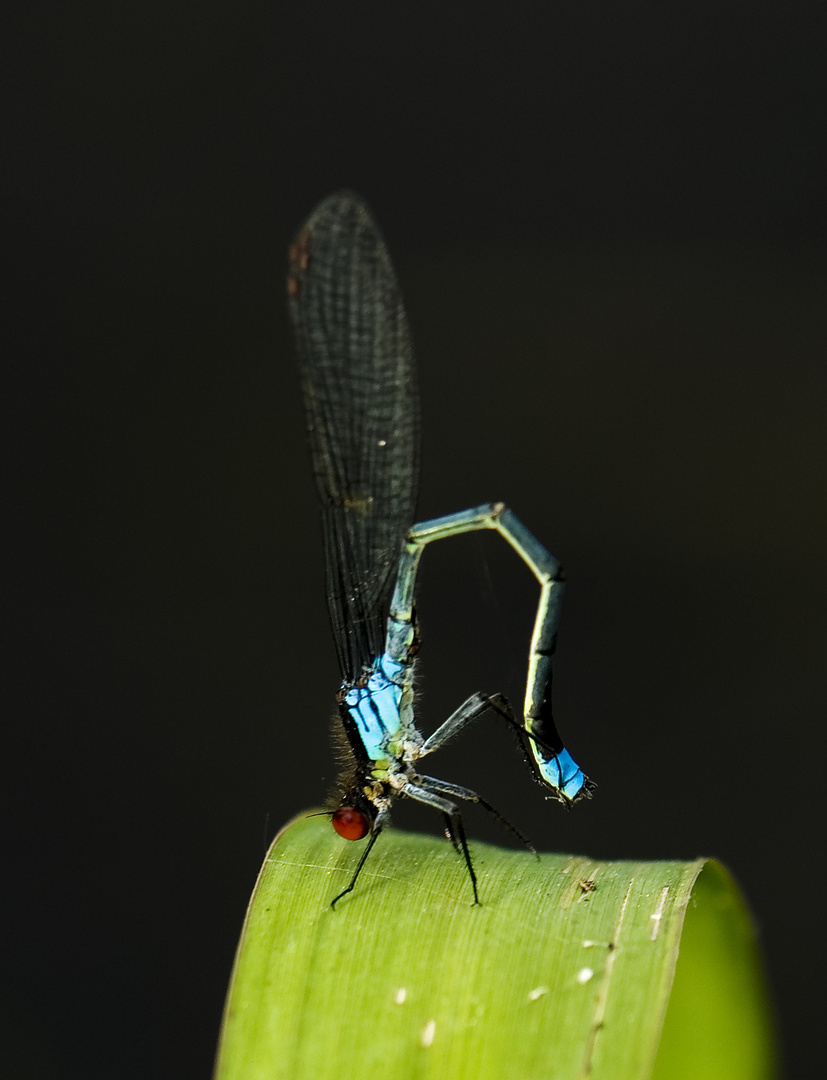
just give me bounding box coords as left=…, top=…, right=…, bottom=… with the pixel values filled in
left=287, top=192, right=592, bottom=906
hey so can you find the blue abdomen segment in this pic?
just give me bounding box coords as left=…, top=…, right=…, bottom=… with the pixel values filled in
left=343, top=654, right=407, bottom=761
left=535, top=748, right=587, bottom=802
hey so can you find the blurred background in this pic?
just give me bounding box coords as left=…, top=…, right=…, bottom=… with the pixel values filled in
left=4, top=3, right=824, bottom=1077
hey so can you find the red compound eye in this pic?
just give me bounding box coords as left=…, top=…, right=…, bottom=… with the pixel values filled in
left=331, top=807, right=370, bottom=841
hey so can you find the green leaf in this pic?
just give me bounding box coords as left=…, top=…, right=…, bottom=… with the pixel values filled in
left=214, top=814, right=778, bottom=1080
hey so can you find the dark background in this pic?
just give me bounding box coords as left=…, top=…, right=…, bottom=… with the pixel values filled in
left=4, top=3, right=825, bottom=1077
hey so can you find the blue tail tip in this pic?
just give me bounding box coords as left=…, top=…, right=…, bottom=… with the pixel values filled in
left=540, top=748, right=595, bottom=804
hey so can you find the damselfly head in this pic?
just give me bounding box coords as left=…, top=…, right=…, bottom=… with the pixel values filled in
left=331, top=804, right=373, bottom=841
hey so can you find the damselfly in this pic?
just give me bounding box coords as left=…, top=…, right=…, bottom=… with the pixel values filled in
left=287, top=192, right=593, bottom=907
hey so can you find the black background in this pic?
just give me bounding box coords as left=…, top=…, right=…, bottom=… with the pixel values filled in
left=4, top=4, right=825, bottom=1078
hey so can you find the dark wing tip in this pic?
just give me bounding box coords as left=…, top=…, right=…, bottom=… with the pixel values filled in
left=304, top=190, right=374, bottom=228
left=287, top=191, right=379, bottom=300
